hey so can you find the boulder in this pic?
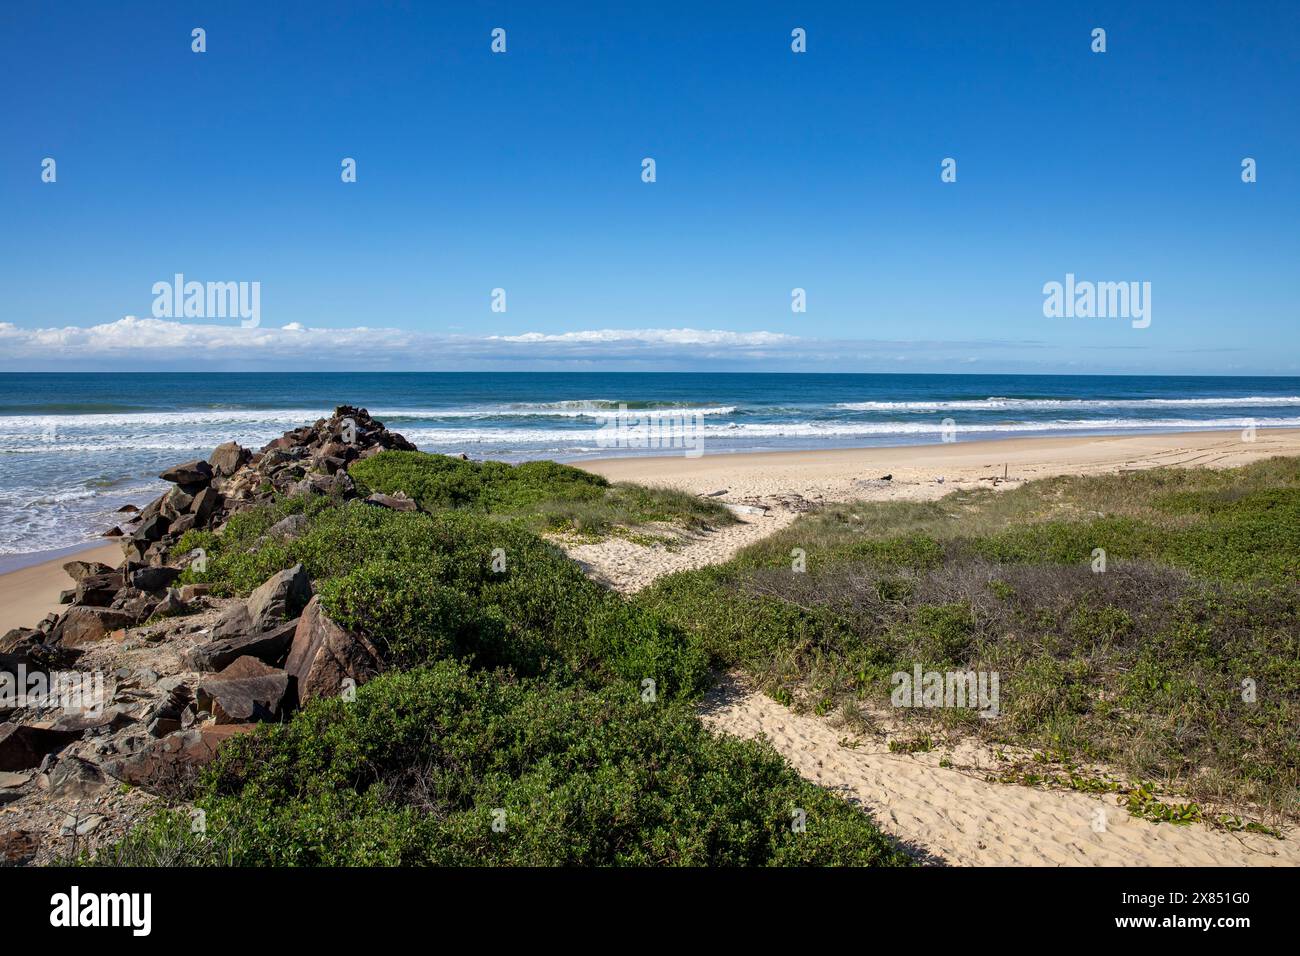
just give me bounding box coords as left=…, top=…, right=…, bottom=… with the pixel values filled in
left=285, top=597, right=381, bottom=706
left=267, top=513, right=309, bottom=539
left=209, top=441, right=251, bottom=477
left=74, top=571, right=124, bottom=607
left=46, top=756, right=110, bottom=797
left=365, top=492, right=418, bottom=512
left=52, top=606, right=136, bottom=647
left=61, top=560, right=115, bottom=584
left=197, top=656, right=291, bottom=724
left=246, top=564, right=312, bottom=633
left=129, top=565, right=181, bottom=593
left=190, top=486, right=222, bottom=524
left=133, top=513, right=170, bottom=543
left=0, top=723, right=83, bottom=772
left=100, top=723, right=256, bottom=793
left=159, top=460, right=213, bottom=485
left=185, top=618, right=297, bottom=672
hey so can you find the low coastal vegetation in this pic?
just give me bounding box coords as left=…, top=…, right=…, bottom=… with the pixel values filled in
left=90, top=443, right=1299, bottom=865
left=350, top=450, right=734, bottom=539
left=94, top=451, right=908, bottom=866
left=635, top=457, right=1300, bottom=824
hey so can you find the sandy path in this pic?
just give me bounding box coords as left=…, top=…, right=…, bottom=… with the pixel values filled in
left=701, top=674, right=1299, bottom=866
left=572, top=429, right=1300, bottom=865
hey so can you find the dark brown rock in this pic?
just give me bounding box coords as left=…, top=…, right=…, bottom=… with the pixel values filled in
left=159, top=460, right=213, bottom=485
left=0, top=723, right=83, bottom=772
left=190, top=485, right=222, bottom=524
left=246, top=564, right=312, bottom=633
left=285, top=597, right=380, bottom=706
left=129, top=565, right=181, bottom=593
left=61, top=560, right=115, bottom=584
left=101, top=723, right=257, bottom=793
left=209, top=441, right=251, bottom=477
left=0, top=830, right=39, bottom=865
left=198, top=657, right=291, bottom=724
left=52, top=606, right=136, bottom=647
left=74, top=571, right=124, bottom=607
left=185, top=618, right=297, bottom=672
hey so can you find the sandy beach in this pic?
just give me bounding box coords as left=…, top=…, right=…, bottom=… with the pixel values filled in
left=0, top=541, right=123, bottom=634
left=569, top=427, right=1300, bottom=591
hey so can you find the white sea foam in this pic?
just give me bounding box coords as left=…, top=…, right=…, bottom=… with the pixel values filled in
left=835, top=396, right=1300, bottom=412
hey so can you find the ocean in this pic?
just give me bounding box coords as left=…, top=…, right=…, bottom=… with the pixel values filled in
left=2, top=371, right=1299, bottom=556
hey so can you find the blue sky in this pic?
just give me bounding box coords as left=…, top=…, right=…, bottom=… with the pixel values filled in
left=1, top=0, right=1297, bottom=373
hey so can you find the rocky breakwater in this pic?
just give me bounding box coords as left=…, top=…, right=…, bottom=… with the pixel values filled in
left=0, top=407, right=413, bottom=864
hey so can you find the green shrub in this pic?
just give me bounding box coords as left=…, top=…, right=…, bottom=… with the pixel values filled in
left=96, top=663, right=911, bottom=867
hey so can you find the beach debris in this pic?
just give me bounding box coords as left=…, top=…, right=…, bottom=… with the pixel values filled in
left=935, top=476, right=945, bottom=484
left=724, top=503, right=769, bottom=516
left=702, top=489, right=728, bottom=497
left=879, top=474, right=892, bottom=481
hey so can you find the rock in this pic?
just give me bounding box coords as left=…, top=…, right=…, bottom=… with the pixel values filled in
left=185, top=618, right=297, bottom=672
left=102, top=526, right=124, bottom=538
left=59, top=813, right=105, bottom=837
left=129, top=565, right=181, bottom=593
left=167, top=513, right=197, bottom=537
left=52, top=606, right=136, bottom=647
left=116, top=504, right=140, bottom=513
left=147, top=716, right=182, bottom=737
left=0, top=723, right=83, bottom=772
left=62, top=560, right=115, bottom=584
left=0, top=830, right=40, bottom=865
left=148, top=589, right=191, bottom=619
left=159, top=460, right=213, bottom=485
left=178, top=583, right=211, bottom=602
left=165, top=486, right=195, bottom=515
left=57, top=589, right=75, bottom=604
left=46, top=756, right=110, bottom=797
left=133, top=513, right=170, bottom=543
left=211, top=603, right=252, bottom=641
left=74, top=571, right=124, bottom=607
left=49, top=709, right=133, bottom=734
left=365, top=492, right=418, bottom=512
left=190, top=486, right=222, bottom=524
left=209, top=441, right=251, bottom=477
left=246, top=564, right=312, bottom=633
left=0, top=771, right=31, bottom=789
left=0, top=628, right=43, bottom=654
left=285, top=597, right=381, bottom=706
left=102, top=723, right=257, bottom=792
left=267, top=514, right=309, bottom=539
left=198, top=657, right=291, bottom=724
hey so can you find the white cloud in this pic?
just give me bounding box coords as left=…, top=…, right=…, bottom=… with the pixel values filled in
left=0, top=317, right=1043, bottom=371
